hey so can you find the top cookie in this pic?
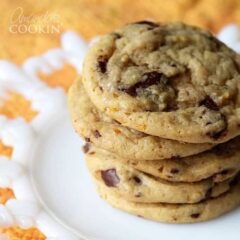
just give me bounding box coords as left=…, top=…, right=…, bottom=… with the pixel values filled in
left=82, top=21, right=240, bottom=143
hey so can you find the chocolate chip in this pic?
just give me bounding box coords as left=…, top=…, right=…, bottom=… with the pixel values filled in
left=133, top=176, right=142, bottom=185
left=118, top=71, right=167, bottom=97
left=170, top=168, right=180, bottom=174
left=207, top=127, right=227, bottom=140
left=112, top=32, right=122, bottom=39
left=142, top=71, right=168, bottom=87
left=93, top=130, right=101, bottom=138
left=101, top=169, right=120, bottom=187
left=229, top=177, right=239, bottom=187
left=207, top=114, right=228, bottom=140
left=82, top=143, right=90, bottom=153
left=158, top=166, right=163, bottom=173
left=98, top=56, right=108, bottom=73
left=220, top=169, right=229, bottom=175
left=133, top=20, right=159, bottom=28
left=212, top=144, right=233, bottom=158
left=200, top=96, right=219, bottom=111
left=85, top=137, right=91, bottom=142
left=118, top=85, right=137, bottom=97
left=165, top=102, right=178, bottom=112
left=191, top=213, right=200, bottom=218
left=207, top=130, right=224, bottom=140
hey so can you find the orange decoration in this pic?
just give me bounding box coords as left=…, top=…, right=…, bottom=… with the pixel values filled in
left=0, top=227, right=46, bottom=240
left=0, top=188, right=15, bottom=204
left=0, top=141, right=13, bottom=158
left=0, top=93, right=38, bottom=122
left=38, top=64, right=77, bottom=92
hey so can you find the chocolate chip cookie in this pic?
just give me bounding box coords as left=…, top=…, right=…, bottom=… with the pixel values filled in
left=96, top=178, right=240, bottom=223
left=86, top=136, right=240, bottom=183
left=69, top=79, right=214, bottom=160
left=86, top=149, right=237, bottom=204
left=82, top=21, right=240, bottom=143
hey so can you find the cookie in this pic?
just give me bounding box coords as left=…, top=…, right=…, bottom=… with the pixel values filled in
left=68, top=79, right=214, bottom=160
left=96, top=178, right=240, bottom=223
left=82, top=21, right=240, bottom=143
left=87, top=137, right=240, bottom=183
left=85, top=149, right=237, bottom=204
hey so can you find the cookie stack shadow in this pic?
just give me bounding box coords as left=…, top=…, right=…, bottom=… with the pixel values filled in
left=69, top=79, right=240, bottom=224
left=68, top=22, right=240, bottom=224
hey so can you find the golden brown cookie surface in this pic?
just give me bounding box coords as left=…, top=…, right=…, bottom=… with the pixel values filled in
left=97, top=179, right=240, bottom=224
left=86, top=148, right=237, bottom=204
left=68, top=79, right=214, bottom=160
left=82, top=22, right=240, bottom=143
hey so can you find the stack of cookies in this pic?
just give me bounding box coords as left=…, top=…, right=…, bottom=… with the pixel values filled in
left=68, top=21, right=240, bottom=223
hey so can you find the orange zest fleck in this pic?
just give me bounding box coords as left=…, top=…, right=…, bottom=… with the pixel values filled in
left=114, top=128, right=122, bottom=135
left=108, top=107, right=119, bottom=113
left=137, top=124, right=146, bottom=131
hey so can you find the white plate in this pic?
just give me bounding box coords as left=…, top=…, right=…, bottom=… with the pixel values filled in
left=30, top=109, right=240, bottom=240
